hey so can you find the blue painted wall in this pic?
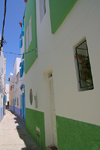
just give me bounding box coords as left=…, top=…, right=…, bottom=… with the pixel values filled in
left=9, top=105, right=14, bottom=112
left=0, top=107, right=3, bottom=122
left=19, top=61, right=24, bottom=78
left=21, top=92, right=26, bottom=121
left=5, top=96, right=7, bottom=103
left=19, top=19, right=24, bottom=48
left=13, top=98, right=16, bottom=113
left=9, top=105, right=22, bottom=117
left=15, top=107, right=22, bottom=117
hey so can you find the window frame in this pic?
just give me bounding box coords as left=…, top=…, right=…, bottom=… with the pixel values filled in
left=74, top=39, right=94, bottom=91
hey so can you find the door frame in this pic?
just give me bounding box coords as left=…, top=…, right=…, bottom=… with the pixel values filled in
left=20, top=84, right=26, bottom=121
left=43, top=67, right=57, bottom=147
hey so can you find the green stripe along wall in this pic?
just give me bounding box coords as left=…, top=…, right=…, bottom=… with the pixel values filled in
left=26, top=108, right=100, bottom=150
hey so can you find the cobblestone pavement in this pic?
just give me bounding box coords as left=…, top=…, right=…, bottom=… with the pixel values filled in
left=0, top=109, right=41, bottom=150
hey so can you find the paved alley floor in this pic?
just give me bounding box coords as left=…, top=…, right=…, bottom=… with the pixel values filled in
left=0, top=109, right=41, bottom=150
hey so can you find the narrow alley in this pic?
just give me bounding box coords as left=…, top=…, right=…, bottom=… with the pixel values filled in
left=0, top=0, right=100, bottom=149
left=0, top=109, right=41, bottom=150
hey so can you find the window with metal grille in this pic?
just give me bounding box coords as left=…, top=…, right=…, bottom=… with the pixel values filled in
left=74, top=39, right=94, bottom=91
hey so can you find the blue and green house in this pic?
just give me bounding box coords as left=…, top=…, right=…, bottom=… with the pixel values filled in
left=19, top=19, right=26, bottom=121
left=24, top=0, right=100, bottom=150
left=12, top=19, right=26, bottom=120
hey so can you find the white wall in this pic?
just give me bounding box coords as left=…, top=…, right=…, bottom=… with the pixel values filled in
left=9, top=73, right=14, bottom=106
left=25, top=0, right=100, bottom=127
left=0, top=32, right=4, bottom=109
left=13, top=58, right=21, bottom=108
left=5, top=84, right=9, bottom=105
left=20, top=35, right=25, bottom=105
left=20, top=36, right=25, bottom=87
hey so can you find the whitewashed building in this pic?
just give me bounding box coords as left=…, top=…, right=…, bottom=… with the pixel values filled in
left=13, top=58, right=21, bottom=117
left=5, top=84, right=9, bottom=106
left=0, top=32, right=6, bottom=121
left=19, top=19, right=26, bottom=121
left=9, top=73, right=14, bottom=112
left=24, top=0, right=100, bottom=150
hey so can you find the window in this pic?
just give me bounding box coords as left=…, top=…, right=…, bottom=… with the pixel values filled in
left=29, top=16, right=32, bottom=45
left=40, top=0, right=46, bottom=22
left=19, top=62, right=24, bottom=78
left=26, top=17, right=32, bottom=51
left=74, top=39, right=94, bottom=91
left=26, top=27, right=28, bottom=51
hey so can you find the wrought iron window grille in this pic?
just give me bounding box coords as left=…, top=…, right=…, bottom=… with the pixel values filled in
left=75, top=40, right=94, bottom=90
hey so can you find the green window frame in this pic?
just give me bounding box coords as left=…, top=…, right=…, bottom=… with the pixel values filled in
left=75, top=39, right=94, bottom=91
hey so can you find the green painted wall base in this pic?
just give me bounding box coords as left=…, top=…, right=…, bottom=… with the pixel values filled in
left=56, top=116, right=100, bottom=150
left=26, top=108, right=100, bottom=150
left=26, top=108, right=46, bottom=150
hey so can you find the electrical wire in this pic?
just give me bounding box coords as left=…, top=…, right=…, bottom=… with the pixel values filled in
left=1, top=48, right=37, bottom=55
left=0, top=48, right=37, bottom=85
left=0, top=0, right=7, bottom=49
left=0, top=76, right=16, bottom=84
left=0, top=75, right=25, bottom=84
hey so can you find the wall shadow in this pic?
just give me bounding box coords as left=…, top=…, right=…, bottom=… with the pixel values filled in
left=13, top=115, right=41, bottom=150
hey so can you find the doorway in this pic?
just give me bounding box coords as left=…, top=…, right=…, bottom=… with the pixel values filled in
left=21, top=92, right=26, bottom=121
left=49, top=74, right=57, bottom=147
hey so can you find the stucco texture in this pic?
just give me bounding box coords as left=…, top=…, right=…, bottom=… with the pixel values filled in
left=49, top=0, right=77, bottom=33
left=26, top=108, right=46, bottom=150
left=56, top=115, right=100, bottom=150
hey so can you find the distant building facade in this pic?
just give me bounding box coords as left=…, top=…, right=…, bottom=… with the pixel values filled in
left=5, top=84, right=9, bottom=106
left=0, top=33, right=6, bottom=121
left=13, top=58, right=21, bottom=117
left=19, top=19, right=26, bottom=121
left=9, top=73, right=14, bottom=112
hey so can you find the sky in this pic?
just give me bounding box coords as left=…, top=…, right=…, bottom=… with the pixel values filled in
left=0, top=0, right=26, bottom=84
